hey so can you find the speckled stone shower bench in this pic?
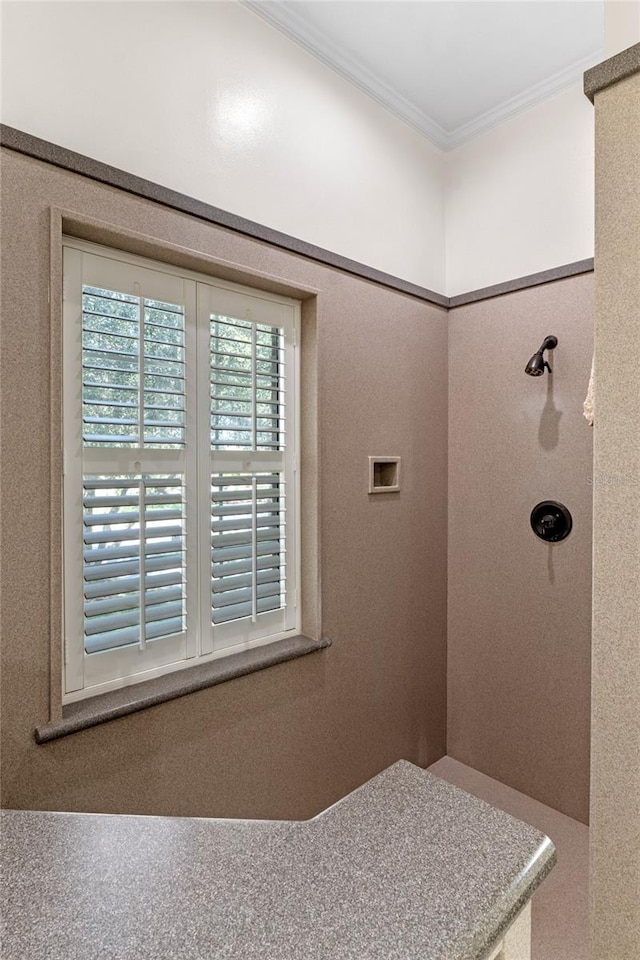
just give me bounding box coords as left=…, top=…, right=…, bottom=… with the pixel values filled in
left=0, top=760, right=554, bottom=959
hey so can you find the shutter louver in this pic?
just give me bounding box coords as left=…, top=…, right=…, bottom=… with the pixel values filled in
left=82, top=288, right=139, bottom=445
left=211, top=474, right=285, bottom=625
left=82, top=288, right=186, bottom=448
left=210, top=316, right=284, bottom=451
left=83, top=476, right=186, bottom=653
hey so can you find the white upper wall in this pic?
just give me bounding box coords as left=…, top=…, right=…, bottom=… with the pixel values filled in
left=445, top=83, right=595, bottom=296
left=1, top=2, right=600, bottom=298
left=0, top=1, right=446, bottom=292
left=605, top=0, right=640, bottom=55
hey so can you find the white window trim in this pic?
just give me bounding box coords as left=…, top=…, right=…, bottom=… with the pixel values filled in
left=62, top=238, right=301, bottom=703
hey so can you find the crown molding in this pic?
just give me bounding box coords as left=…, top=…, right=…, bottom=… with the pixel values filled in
left=447, top=49, right=604, bottom=149
left=244, top=2, right=602, bottom=151
left=243, top=0, right=450, bottom=149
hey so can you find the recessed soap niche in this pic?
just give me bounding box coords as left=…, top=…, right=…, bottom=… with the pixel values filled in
left=368, top=456, right=401, bottom=494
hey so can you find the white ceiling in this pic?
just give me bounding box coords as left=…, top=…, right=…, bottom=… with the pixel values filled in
left=245, top=1, right=604, bottom=150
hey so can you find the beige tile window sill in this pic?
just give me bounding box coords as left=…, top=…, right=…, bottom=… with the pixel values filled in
left=36, top=635, right=330, bottom=744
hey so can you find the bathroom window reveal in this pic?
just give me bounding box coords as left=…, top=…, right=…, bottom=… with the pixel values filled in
left=62, top=243, right=300, bottom=701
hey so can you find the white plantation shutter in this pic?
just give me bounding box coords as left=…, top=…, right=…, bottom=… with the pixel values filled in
left=199, top=286, right=297, bottom=654
left=80, top=287, right=188, bottom=660
left=63, top=246, right=195, bottom=695
left=63, top=241, right=299, bottom=700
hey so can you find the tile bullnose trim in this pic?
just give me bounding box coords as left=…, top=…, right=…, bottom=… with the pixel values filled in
left=35, top=635, right=331, bottom=744
left=584, top=42, right=640, bottom=102
left=449, top=258, right=594, bottom=308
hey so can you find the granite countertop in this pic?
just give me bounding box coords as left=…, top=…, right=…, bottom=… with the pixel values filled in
left=1, top=760, right=555, bottom=960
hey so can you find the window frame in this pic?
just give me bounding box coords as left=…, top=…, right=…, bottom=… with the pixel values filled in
left=62, top=238, right=301, bottom=704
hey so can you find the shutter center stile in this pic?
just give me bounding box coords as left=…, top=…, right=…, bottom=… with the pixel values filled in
left=251, top=475, right=258, bottom=624
left=138, top=478, right=147, bottom=650
left=136, top=282, right=146, bottom=652
left=136, top=280, right=143, bottom=448
left=251, top=317, right=257, bottom=453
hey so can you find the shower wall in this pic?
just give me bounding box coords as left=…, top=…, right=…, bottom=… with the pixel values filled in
left=447, top=273, right=594, bottom=823
left=590, top=64, right=640, bottom=959
left=0, top=148, right=448, bottom=819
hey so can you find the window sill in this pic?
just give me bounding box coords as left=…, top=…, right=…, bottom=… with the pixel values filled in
left=35, top=635, right=330, bottom=744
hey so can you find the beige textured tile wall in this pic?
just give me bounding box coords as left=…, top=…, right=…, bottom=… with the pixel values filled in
left=590, top=69, right=640, bottom=960
left=0, top=149, right=448, bottom=818
left=447, top=275, right=594, bottom=823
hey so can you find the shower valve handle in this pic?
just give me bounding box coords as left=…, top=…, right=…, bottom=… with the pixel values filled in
left=530, top=501, right=573, bottom=543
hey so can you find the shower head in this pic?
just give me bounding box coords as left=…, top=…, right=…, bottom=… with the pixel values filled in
left=525, top=353, right=548, bottom=376
left=525, top=335, right=558, bottom=376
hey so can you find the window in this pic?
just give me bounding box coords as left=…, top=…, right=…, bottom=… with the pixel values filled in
left=62, top=241, right=300, bottom=701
